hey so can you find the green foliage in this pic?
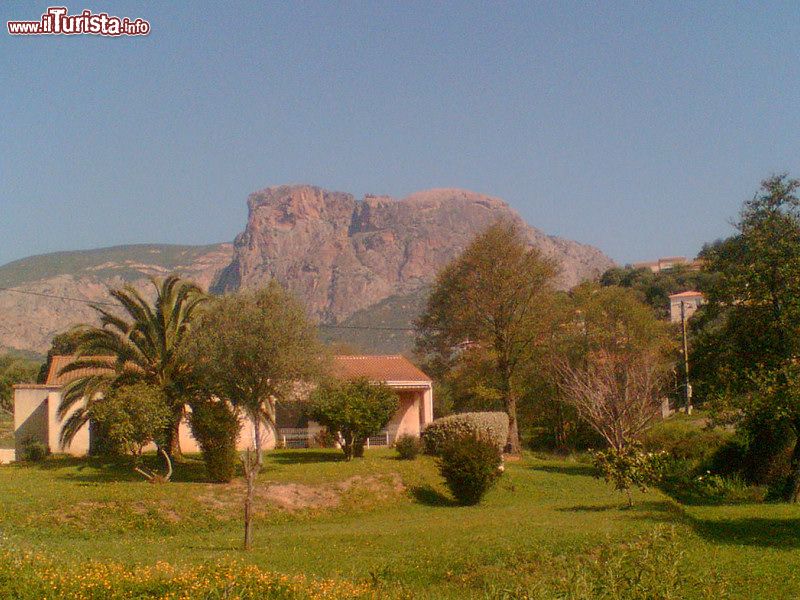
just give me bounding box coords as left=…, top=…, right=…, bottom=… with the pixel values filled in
left=438, top=434, right=503, bottom=505
left=556, top=284, right=673, bottom=451
left=394, top=434, right=421, bottom=460
left=416, top=220, right=559, bottom=453
left=691, top=175, right=800, bottom=501
left=600, top=264, right=714, bottom=318
left=309, top=378, right=398, bottom=460
left=484, top=526, right=728, bottom=600
left=642, top=418, right=732, bottom=468
left=591, top=444, right=666, bottom=507
left=57, top=275, right=207, bottom=457
left=422, top=411, right=509, bottom=455
left=89, top=383, right=170, bottom=458
left=0, top=354, right=40, bottom=414
left=189, top=400, right=240, bottom=483
left=186, top=282, right=324, bottom=455
left=19, top=436, right=49, bottom=462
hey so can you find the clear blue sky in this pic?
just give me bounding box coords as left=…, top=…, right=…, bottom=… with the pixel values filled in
left=2, top=1, right=799, bottom=266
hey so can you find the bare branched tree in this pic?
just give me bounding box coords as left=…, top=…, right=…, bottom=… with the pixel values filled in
left=557, top=349, right=666, bottom=450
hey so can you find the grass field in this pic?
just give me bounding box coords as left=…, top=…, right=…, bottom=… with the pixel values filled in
left=1, top=449, right=798, bottom=598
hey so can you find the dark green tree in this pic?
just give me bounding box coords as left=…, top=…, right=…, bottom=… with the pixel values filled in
left=308, top=377, right=398, bottom=460
left=696, top=174, right=800, bottom=501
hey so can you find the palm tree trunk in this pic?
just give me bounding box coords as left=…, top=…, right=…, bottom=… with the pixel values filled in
left=167, top=408, right=183, bottom=461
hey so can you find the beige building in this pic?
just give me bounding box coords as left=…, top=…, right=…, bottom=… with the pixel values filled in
left=12, top=354, right=433, bottom=459
left=669, top=290, right=705, bottom=323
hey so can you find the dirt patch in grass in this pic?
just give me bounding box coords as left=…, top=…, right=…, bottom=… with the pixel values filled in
left=197, top=472, right=406, bottom=513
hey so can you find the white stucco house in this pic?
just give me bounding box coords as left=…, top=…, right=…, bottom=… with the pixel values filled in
left=12, top=354, right=433, bottom=458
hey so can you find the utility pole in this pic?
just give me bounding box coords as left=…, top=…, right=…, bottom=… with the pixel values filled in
left=680, top=301, right=693, bottom=414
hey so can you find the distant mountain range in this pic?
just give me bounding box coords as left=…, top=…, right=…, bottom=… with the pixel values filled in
left=0, top=185, right=614, bottom=355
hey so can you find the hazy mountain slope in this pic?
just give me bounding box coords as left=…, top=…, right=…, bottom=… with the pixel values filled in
left=0, top=184, right=614, bottom=355
left=0, top=244, right=233, bottom=353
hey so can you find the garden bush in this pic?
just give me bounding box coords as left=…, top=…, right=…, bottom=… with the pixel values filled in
left=189, top=400, right=240, bottom=483
left=422, top=412, right=509, bottom=455
left=19, top=437, right=48, bottom=462
left=394, top=434, right=421, bottom=460
left=641, top=419, right=731, bottom=469
left=308, top=378, right=398, bottom=460
left=591, top=444, right=667, bottom=507
left=438, top=434, right=503, bottom=505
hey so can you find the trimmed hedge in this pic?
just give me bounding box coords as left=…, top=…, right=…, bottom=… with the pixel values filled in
left=422, top=412, right=509, bottom=455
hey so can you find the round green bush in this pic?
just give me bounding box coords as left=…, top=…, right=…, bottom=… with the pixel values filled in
left=438, top=434, right=503, bottom=505
left=422, top=412, right=509, bottom=455
left=395, top=434, right=422, bottom=460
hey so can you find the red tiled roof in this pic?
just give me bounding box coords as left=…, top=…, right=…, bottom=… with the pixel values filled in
left=45, top=355, right=115, bottom=386
left=332, top=355, right=431, bottom=383
left=669, top=291, right=704, bottom=299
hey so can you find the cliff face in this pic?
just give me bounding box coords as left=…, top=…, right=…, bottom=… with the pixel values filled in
left=214, top=185, right=614, bottom=322
left=0, top=185, right=613, bottom=355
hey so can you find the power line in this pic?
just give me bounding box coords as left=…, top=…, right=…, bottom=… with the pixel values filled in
left=0, top=286, right=118, bottom=307
left=0, top=285, right=418, bottom=332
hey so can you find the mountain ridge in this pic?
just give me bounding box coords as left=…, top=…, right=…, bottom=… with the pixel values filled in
left=0, top=185, right=614, bottom=354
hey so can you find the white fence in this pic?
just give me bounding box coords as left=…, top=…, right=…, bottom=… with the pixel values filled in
left=0, top=449, right=15, bottom=464
left=278, top=428, right=393, bottom=449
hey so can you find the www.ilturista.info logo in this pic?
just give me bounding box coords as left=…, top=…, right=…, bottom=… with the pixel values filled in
left=8, top=7, right=150, bottom=36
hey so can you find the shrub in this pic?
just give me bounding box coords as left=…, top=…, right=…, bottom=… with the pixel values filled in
left=395, top=434, right=421, bottom=460
left=189, top=400, right=240, bottom=483
left=89, top=383, right=170, bottom=459
left=642, top=420, right=731, bottom=469
left=19, top=437, right=48, bottom=462
left=438, top=434, right=503, bottom=505
left=308, top=378, right=398, bottom=460
left=590, top=444, right=666, bottom=507
left=422, top=412, right=509, bottom=455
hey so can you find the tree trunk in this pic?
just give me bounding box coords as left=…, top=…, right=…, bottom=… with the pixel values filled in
left=505, top=392, right=521, bottom=455
left=166, top=407, right=183, bottom=462
left=242, top=449, right=257, bottom=550
left=789, top=434, right=800, bottom=503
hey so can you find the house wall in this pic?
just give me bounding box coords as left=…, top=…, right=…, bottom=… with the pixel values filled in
left=14, top=380, right=432, bottom=458
left=13, top=386, right=52, bottom=455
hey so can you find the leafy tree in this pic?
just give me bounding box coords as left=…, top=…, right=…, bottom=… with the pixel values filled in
left=600, top=264, right=714, bottom=318
left=184, top=281, right=324, bottom=549
left=696, top=174, right=800, bottom=501
left=308, top=377, right=398, bottom=460
left=57, top=275, right=207, bottom=459
left=415, top=220, right=558, bottom=453
left=89, top=382, right=170, bottom=460
left=0, top=355, right=41, bottom=414
left=556, top=285, right=673, bottom=451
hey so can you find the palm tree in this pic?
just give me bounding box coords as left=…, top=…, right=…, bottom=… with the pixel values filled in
left=58, top=275, right=207, bottom=459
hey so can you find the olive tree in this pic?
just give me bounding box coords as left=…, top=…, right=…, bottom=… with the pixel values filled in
left=185, top=281, right=325, bottom=549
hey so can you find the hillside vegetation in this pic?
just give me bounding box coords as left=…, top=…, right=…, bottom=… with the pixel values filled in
left=0, top=243, right=228, bottom=288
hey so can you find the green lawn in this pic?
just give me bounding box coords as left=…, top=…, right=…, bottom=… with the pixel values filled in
left=1, top=450, right=798, bottom=598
